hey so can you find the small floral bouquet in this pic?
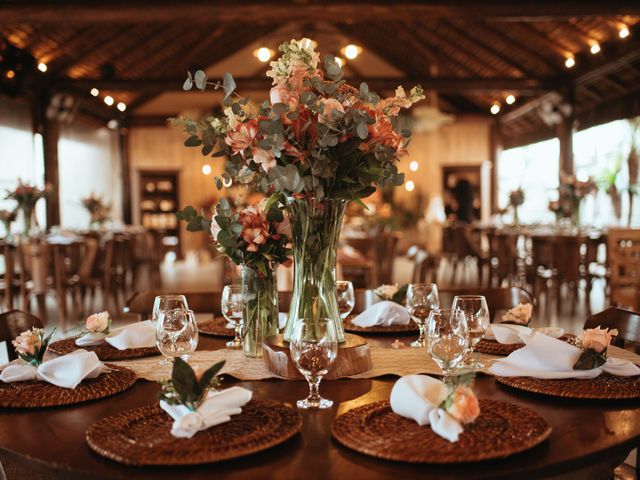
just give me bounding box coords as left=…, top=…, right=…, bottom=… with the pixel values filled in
left=549, top=173, right=597, bottom=221
left=573, top=326, right=619, bottom=370
left=374, top=283, right=408, bottom=304
left=12, top=327, right=55, bottom=367
left=81, top=193, right=111, bottom=226
left=158, top=357, right=225, bottom=411
left=508, top=188, right=525, bottom=208
left=501, top=303, right=533, bottom=326
left=84, top=311, right=111, bottom=335
left=441, top=377, right=481, bottom=426
left=0, top=208, right=17, bottom=236
left=5, top=180, right=51, bottom=236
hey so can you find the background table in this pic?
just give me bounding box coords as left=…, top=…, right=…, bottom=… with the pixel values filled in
left=0, top=334, right=638, bottom=480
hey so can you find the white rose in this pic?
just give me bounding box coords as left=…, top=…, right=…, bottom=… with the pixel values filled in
left=86, top=311, right=110, bottom=333
left=374, top=284, right=399, bottom=300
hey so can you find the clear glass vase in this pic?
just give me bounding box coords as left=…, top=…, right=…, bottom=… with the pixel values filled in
left=283, top=198, right=347, bottom=344
left=21, top=205, right=33, bottom=238
left=241, top=264, right=279, bottom=358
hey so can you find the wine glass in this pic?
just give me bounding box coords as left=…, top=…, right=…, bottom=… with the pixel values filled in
left=406, top=283, right=440, bottom=348
left=426, top=308, right=469, bottom=384
left=336, top=281, right=355, bottom=320
left=222, top=285, right=245, bottom=349
left=152, top=295, right=189, bottom=324
left=156, top=308, right=199, bottom=364
left=290, top=318, right=338, bottom=409
left=452, top=295, right=490, bottom=369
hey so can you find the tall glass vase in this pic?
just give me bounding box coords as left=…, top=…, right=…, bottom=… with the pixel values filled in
left=21, top=205, right=34, bottom=238
left=241, top=264, right=279, bottom=358
left=283, top=198, right=347, bottom=343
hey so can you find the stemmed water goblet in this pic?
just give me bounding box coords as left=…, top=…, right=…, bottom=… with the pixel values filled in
left=222, top=285, right=245, bottom=349
left=155, top=308, right=199, bottom=365
left=290, top=318, right=338, bottom=409
left=452, top=295, right=490, bottom=369
left=152, top=294, right=189, bottom=324
left=425, top=308, right=469, bottom=384
left=336, top=280, right=355, bottom=320
left=406, top=283, right=439, bottom=348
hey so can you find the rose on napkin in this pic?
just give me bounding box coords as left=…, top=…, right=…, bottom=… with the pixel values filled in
left=390, top=373, right=479, bottom=443
left=373, top=284, right=408, bottom=305
left=12, top=327, right=55, bottom=367
left=501, top=303, right=533, bottom=326
left=85, top=311, right=111, bottom=334
left=574, top=326, right=619, bottom=370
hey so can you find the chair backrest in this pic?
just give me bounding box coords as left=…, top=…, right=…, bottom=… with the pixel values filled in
left=376, top=232, right=400, bottom=285
left=125, top=291, right=294, bottom=318
left=18, top=242, right=53, bottom=293
left=0, top=310, right=44, bottom=361
left=408, top=246, right=437, bottom=284
left=607, top=228, right=640, bottom=310
left=584, top=306, right=640, bottom=350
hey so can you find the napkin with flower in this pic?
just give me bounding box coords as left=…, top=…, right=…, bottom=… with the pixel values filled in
left=490, top=328, right=640, bottom=379
left=501, top=303, right=533, bottom=326
left=390, top=374, right=480, bottom=443
left=76, top=312, right=156, bottom=350
left=373, top=284, right=408, bottom=305
left=350, top=301, right=410, bottom=327
left=159, top=358, right=252, bottom=439
left=0, top=328, right=107, bottom=388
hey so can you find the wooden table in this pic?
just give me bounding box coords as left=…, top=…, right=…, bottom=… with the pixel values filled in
left=0, top=335, right=638, bottom=479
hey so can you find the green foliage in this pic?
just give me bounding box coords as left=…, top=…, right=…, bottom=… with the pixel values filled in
left=573, top=348, right=607, bottom=370
left=158, top=358, right=225, bottom=411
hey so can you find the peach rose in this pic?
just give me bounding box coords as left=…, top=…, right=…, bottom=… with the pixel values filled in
left=502, top=303, right=533, bottom=325
left=225, top=119, right=258, bottom=158
left=581, top=326, right=619, bottom=353
left=251, top=147, right=277, bottom=173
left=86, top=311, right=111, bottom=333
left=447, top=386, right=480, bottom=424
left=12, top=329, right=43, bottom=356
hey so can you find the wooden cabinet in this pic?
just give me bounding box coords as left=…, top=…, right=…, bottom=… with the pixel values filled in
left=139, top=170, right=181, bottom=259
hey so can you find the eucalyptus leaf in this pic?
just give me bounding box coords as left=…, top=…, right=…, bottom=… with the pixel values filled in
left=223, top=72, right=236, bottom=100
left=183, top=72, right=193, bottom=91
left=171, top=358, right=197, bottom=405
left=357, top=122, right=369, bottom=140
left=194, top=70, right=208, bottom=91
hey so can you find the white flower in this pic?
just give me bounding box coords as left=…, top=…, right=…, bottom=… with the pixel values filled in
left=224, top=106, right=243, bottom=130
left=86, top=311, right=111, bottom=333
left=210, top=219, right=222, bottom=241
left=374, top=284, right=399, bottom=300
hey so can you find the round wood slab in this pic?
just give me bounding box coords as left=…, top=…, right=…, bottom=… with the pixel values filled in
left=262, top=333, right=372, bottom=380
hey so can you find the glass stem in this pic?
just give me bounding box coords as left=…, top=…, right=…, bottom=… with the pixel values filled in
left=307, top=375, right=321, bottom=403
left=417, top=324, right=426, bottom=344
left=234, top=323, right=243, bottom=344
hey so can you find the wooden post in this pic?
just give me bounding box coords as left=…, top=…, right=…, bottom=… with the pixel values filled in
left=32, top=94, right=61, bottom=228
left=489, top=121, right=502, bottom=214
left=119, top=126, right=132, bottom=224
left=557, top=89, right=575, bottom=177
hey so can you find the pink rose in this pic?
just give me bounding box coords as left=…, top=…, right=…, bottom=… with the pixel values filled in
left=318, top=98, right=345, bottom=124
left=12, top=329, right=42, bottom=356
left=251, top=148, right=277, bottom=173
left=447, top=386, right=480, bottom=424
left=86, top=311, right=111, bottom=333
left=581, top=326, right=619, bottom=353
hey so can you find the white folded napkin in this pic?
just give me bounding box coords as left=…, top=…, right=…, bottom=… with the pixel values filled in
left=75, top=332, right=108, bottom=346
left=160, top=386, right=253, bottom=439
left=0, top=350, right=106, bottom=389
left=489, top=332, right=640, bottom=379
left=350, top=301, right=410, bottom=327
left=390, top=375, right=463, bottom=442
left=106, top=320, right=156, bottom=350
left=485, top=324, right=564, bottom=343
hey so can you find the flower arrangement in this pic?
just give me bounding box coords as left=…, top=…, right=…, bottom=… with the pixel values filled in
left=573, top=326, right=619, bottom=370
left=5, top=180, right=50, bottom=236
left=178, top=198, right=291, bottom=277
left=84, top=311, right=112, bottom=335
left=0, top=208, right=17, bottom=236
left=173, top=38, right=423, bottom=203
left=158, top=357, right=225, bottom=411
left=374, top=283, right=408, bottom=304
left=501, top=303, right=533, bottom=326
left=81, top=193, right=111, bottom=227
left=548, top=173, right=597, bottom=223
left=12, top=327, right=55, bottom=367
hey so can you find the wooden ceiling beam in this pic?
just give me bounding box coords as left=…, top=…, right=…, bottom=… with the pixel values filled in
left=58, top=76, right=558, bottom=95
left=2, top=1, right=639, bottom=24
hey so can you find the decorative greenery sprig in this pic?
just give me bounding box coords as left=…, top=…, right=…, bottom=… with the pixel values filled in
left=158, top=358, right=225, bottom=412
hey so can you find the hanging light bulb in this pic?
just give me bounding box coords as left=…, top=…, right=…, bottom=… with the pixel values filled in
left=90, top=88, right=100, bottom=97
left=103, top=95, right=114, bottom=106
left=409, top=160, right=419, bottom=172
left=505, top=94, right=516, bottom=105
left=590, top=42, right=601, bottom=54
left=254, top=47, right=274, bottom=62
left=342, top=44, right=362, bottom=60
left=37, top=62, right=47, bottom=73
left=202, top=164, right=212, bottom=175
left=405, top=180, right=415, bottom=192
left=490, top=103, right=501, bottom=115
left=116, top=102, right=126, bottom=112
left=619, top=26, right=630, bottom=39
left=564, top=56, right=575, bottom=68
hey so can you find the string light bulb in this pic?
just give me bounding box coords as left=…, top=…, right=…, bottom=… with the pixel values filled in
left=490, top=103, right=501, bottom=115
left=405, top=180, right=415, bottom=192
left=37, top=62, right=47, bottom=72
left=590, top=43, right=601, bottom=54
left=103, top=95, right=114, bottom=106
left=254, top=47, right=273, bottom=62
left=202, top=164, right=212, bottom=175
left=565, top=56, right=575, bottom=68
left=342, top=44, right=362, bottom=60
left=90, top=88, right=100, bottom=97
left=409, top=160, right=419, bottom=172
left=619, top=26, right=630, bottom=39
left=505, top=94, right=516, bottom=105
left=116, top=102, right=126, bottom=112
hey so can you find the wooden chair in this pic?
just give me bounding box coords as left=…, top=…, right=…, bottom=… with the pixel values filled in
left=0, top=241, right=19, bottom=312
left=488, top=230, right=520, bottom=287
left=407, top=246, right=439, bottom=284
left=0, top=310, right=43, bottom=361
left=607, top=228, right=640, bottom=311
